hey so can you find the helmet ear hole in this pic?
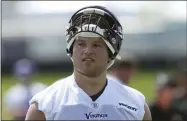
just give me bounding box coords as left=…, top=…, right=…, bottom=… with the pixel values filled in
left=67, top=40, right=75, bottom=57
left=66, top=48, right=72, bottom=56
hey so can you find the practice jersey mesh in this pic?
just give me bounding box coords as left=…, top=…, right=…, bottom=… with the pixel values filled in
left=29, top=74, right=145, bottom=120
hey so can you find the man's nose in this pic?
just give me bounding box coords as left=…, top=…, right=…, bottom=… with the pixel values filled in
left=84, top=46, right=93, bottom=55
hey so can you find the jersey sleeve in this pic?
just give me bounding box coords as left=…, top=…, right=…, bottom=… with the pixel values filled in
left=29, top=84, right=56, bottom=120
left=136, top=90, right=146, bottom=120
left=124, top=85, right=146, bottom=120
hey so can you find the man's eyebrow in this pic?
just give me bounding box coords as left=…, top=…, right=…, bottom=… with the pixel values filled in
left=94, top=40, right=102, bottom=43
left=75, top=39, right=85, bottom=43
left=93, top=40, right=105, bottom=44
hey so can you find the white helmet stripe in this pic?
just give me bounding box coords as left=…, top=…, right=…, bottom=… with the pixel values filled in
left=78, top=8, right=105, bottom=16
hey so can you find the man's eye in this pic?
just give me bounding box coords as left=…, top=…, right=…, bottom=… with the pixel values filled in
left=94, top=44, right=102, bottom=47
left=78, top=43, right=84, bottom=46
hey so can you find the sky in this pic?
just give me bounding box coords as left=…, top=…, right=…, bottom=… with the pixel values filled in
left=16, top=1, right=186, bottom=21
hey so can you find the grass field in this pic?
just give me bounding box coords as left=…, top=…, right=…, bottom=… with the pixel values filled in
left=1, top=70, right=159, bottom=120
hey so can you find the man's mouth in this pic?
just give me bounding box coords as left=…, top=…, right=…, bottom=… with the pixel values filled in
left=82, top=58, right=95, bottom=62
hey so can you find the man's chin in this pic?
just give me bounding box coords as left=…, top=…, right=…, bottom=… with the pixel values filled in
left=82, top=71, right=98, bottom=77
left=77, top=69, right=99, bottom=77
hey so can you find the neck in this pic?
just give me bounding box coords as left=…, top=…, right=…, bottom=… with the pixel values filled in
left=74, top=68, right=107, bottom=96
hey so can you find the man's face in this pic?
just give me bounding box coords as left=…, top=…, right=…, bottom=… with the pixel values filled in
left=72, top=36, right=110, bottom=77
left=158, top=87, right=174, bottom=110
left=177, top=74, right=187, bottom=92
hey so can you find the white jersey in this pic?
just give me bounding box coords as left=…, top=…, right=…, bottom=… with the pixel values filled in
left=30, top=74, right=145, bottom=120
left=107, top=74, right=124, bottom=85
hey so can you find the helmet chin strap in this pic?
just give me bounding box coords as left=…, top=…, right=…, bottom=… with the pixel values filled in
left=107, top=59, right=116, bottom=69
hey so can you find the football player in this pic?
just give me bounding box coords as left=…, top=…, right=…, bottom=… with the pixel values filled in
left=26, top=5, right=151, bottom=120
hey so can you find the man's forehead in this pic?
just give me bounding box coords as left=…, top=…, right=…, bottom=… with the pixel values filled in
left=76, top=36, right=104, bottom=42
